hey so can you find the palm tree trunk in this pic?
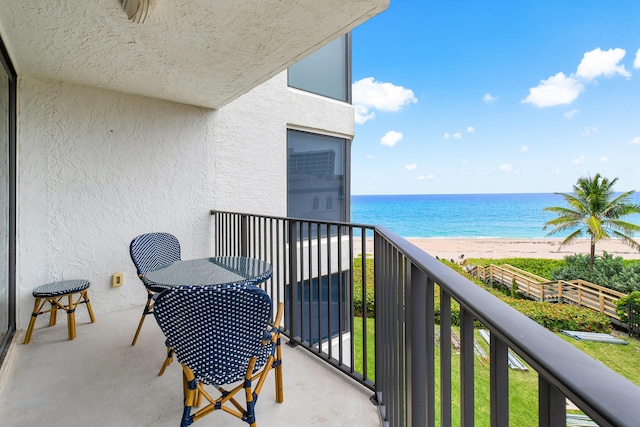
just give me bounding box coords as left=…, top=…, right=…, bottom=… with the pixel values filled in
left=589, top=236, right=596, bottom=276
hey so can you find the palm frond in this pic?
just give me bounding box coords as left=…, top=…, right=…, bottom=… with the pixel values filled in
left=558, top=193, right=588, bottom=214
left=543, top=175, right=640, bottom=260
left=559, top=229, right=584, bottom=247
left=602, top=219, right=640, bottom=235
left=543, top=216, right=581, bottom=231
left=585, top=216, right=606, bottom=239
left=545, top=223, right=584, bottom=237
left=610, top=231, right=640, bottom=253
left=542, top=206, right=581, bottom=216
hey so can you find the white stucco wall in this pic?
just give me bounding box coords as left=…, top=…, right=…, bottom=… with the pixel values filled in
left=212, top=71, right=354, bottom=216
left=15, top=72, right=354, bottom=329
left=16, top=76, right=216, bottom=328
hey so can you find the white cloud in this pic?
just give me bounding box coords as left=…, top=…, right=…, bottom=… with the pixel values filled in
left=405, top=163, right=417, bottom=170
left=581, top=126, right=598, bottom=137
left=524, top=47, right=632, bottom=109
left=483, top=93, right=498, bottom=103
left=353, top=77, right=417, bottom=124
left=523, top=72, right=584, bottom=107
left=462, top=159, right=469, bottom=165
left=600, top=156, right=609, bottom=162
left=555, top=169, right=561, bottom=175
left=417, top=175, right=425, bottom=180
left=520, top=145, right=529, bottom=152
left=576, top=48, right=630, bottom=81
left=427, top=174, right=437, bottom=180
left=467, top=127, right=476, bottom=133
left=635, top=48, right=640, bottom=69
left=630, top=137, right=640, bottom=144
left=366, top=154, right=375, bottom=159
left=564, top=109, right=579, bottom=119
left=380, top=131, right=403, bottom=147
left=444, top=131, right=463, bottom=139
left=573, top=155, right=585, bottom=164
left=500, top=164, right=513, bottom=172
left=354, top=106, right=376, bottom=124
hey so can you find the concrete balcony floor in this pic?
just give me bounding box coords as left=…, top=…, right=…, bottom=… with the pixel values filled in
left=0, top=307, right=380, bottom=427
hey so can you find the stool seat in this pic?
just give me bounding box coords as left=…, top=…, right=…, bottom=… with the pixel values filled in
left=24, top=279, right=95, bottom=344
left=33, top=279, right=90, bottom=297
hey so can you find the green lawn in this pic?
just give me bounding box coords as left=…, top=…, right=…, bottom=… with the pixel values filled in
left=354, top=317, right=640, bottom=425
left=352, top=255, right=640, bottom=423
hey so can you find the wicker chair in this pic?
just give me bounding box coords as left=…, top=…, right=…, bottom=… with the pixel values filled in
left=153, top=284, right=284, bottom=427
left=129, top=232, right=181, bottom=347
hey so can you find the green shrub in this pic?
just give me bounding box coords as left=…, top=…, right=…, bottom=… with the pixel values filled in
left=551, top=252, right=640, bottom=293
left=615, top=291, right=640, bottom=323
left=511, top=277, right=519, bottom=298
left=442, top=261, right=610, bottom=332
left=353, top=255, right=611, bottom=332
left=505, top=298, right=611, bottom=332
left=466, top=257, right=564, bottom=279
left=353, top=255, right=375, bottom=317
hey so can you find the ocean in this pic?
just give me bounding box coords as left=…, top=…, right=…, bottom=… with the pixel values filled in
left=350, top=193, right=640, bottom=239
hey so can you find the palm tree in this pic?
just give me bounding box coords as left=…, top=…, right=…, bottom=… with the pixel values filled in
left=543, top=173, right=640, bottom=273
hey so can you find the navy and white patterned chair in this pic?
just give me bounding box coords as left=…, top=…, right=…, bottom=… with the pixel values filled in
left=129, top=232, right=181, bottom=347
left=154, top=284, right=284, bottom=427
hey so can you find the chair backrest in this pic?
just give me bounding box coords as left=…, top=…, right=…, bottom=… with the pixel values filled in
left=153, top=284, right=273, bottom=385
left=129, top=232, right=181, bottom=275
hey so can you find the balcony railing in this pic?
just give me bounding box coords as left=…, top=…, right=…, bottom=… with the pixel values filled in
left=211, top=210, right=640, bottom=427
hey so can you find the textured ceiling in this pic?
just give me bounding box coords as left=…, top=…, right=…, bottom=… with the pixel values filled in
left=0, top=0, right=388, bottom=109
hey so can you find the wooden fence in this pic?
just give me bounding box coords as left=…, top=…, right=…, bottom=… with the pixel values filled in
left=469, top=264, right=626, bottom=322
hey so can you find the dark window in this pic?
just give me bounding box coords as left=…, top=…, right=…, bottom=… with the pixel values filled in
left=287, top=130, right=349, bottom=222
left=287, top=34, right=351, bottom=103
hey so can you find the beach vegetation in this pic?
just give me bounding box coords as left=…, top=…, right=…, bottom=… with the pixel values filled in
left=551, top=252, right=640, bottom=294
left=511, top=277, right=520, bottom=298
left=445, top=261, right=611, bottom=333
left=467, top=254, right=640, bottom=294
left=466, top=257, right=564, bottom=279
left=353, top=255, right=375, bottom=317
left=615, top=291, right=640, bottom=323
left=353, top=255, right=610, bottom=332
left=542, top=173, right=640, bottom=273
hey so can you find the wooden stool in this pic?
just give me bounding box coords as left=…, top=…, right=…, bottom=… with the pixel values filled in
left=24, top=279, right=96, bottom=344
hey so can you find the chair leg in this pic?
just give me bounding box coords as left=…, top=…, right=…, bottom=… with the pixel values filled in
left=275, top=337, right=284, bottom=403
left=158, top=347, right=174, bottom=376
left=131, top=290, right=154, bottom=346
left=66, top=294, right=77, bottom=340
left=82, top=290, right=96, bottom=323
left=23, top=298, right=42, bottom=344
left=181, top=366, right=198, bottom=427
left=273, top=302, right=284, bottom=403
left=49, top=298, right=58, bottom=327
left=244, top=357, right=258, bottom=427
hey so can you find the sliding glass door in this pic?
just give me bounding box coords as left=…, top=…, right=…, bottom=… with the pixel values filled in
left=0, top=37, right=16, bottom=364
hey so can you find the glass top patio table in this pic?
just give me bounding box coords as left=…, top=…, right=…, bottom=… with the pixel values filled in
left=142, top=256, right=272, bottom=290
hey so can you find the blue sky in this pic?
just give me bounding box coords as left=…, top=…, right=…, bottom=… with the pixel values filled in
left=351, top=1, right=640, bottom=195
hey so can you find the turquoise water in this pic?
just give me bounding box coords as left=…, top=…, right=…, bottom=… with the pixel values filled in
left=350, top=193, right=640, bottom=239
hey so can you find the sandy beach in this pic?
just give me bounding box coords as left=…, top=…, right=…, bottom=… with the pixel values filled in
left=356, top=237, right=640, bottom=261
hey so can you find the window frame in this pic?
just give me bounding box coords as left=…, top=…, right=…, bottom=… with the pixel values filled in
left=0, top=34, right=17, bottom=367
left=286, top=129, right=350, bottom=223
